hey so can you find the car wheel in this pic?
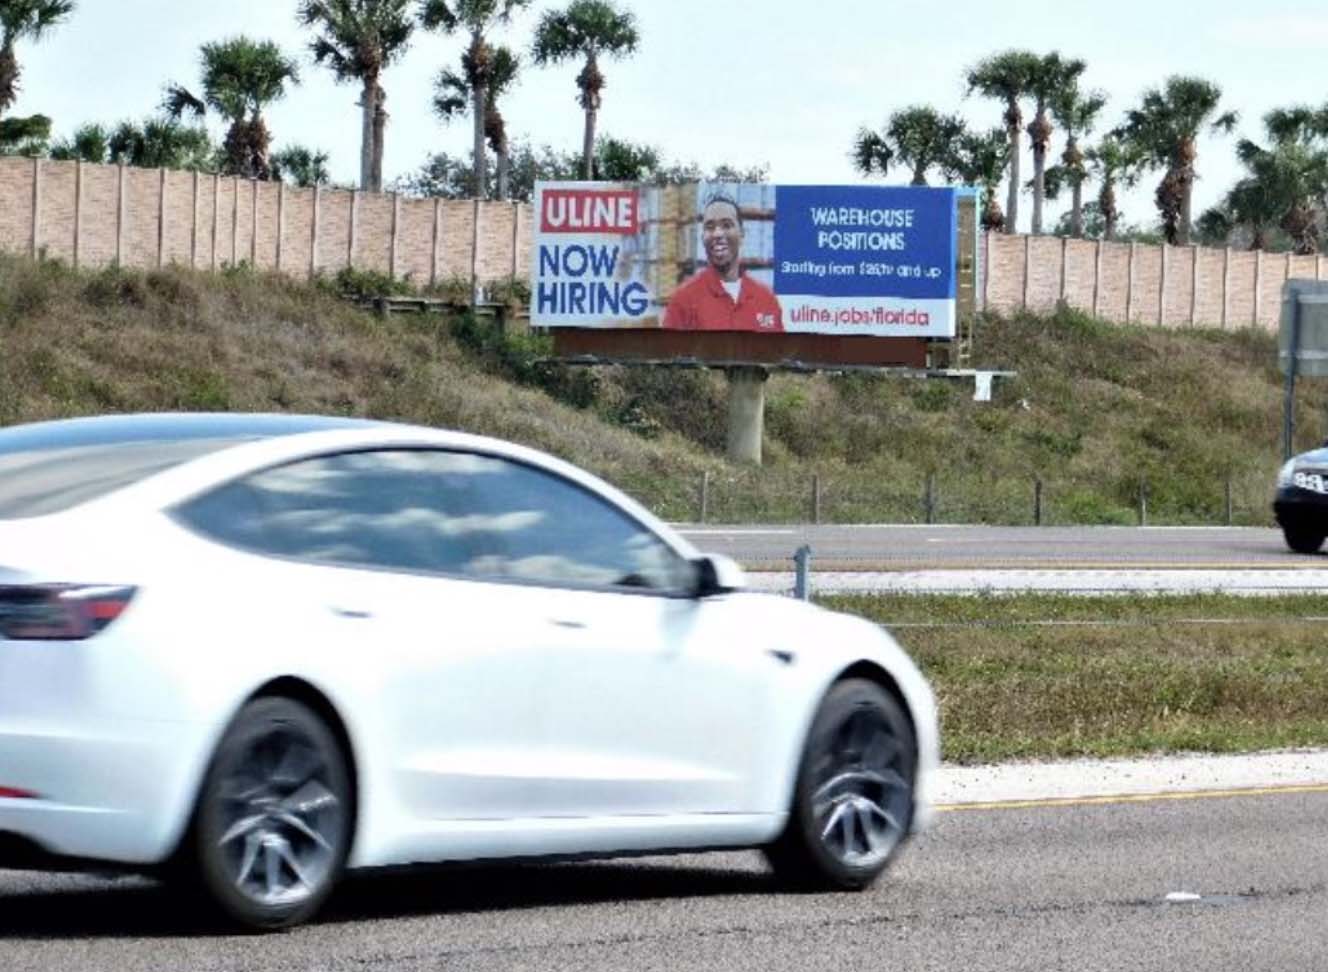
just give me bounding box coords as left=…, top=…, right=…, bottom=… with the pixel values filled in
left=190, top=697, right=352, bottom=930
left=766, top=678, right=916, bottom=891
left=1283, top=524, right=1326, bottom=554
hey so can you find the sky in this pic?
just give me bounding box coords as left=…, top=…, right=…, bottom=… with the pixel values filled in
left=10, top=0, right=1328, bottom=234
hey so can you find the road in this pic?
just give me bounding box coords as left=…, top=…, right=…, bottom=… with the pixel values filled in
left=678, top=524, right=1305, bottom=570
left=4, top=788, right=1326, bottom=971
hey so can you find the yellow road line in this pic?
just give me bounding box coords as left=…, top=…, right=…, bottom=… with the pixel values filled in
left=937, top=783, right=1328, bottom=813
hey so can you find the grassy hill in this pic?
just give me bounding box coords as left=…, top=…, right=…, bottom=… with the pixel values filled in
left=0, top=253, right=1319, bottom=526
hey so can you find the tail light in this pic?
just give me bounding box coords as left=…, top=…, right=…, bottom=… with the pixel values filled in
left=0, top=584, right=137, bottom=641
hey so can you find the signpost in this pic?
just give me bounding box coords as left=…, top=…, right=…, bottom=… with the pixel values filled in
left=1278, top=280, right=1328, bottom=460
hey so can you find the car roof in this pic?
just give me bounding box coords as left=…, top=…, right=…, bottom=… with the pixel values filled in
left=4, top=414, right=699, bottom=560
left=0, top=412, right=394, bottom=454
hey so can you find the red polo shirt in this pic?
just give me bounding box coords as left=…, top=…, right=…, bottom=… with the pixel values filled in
left=662, top=267, right=785, bottom=332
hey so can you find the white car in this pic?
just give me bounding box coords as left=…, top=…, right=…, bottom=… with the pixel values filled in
left=0, top=413, right=939, bottom=929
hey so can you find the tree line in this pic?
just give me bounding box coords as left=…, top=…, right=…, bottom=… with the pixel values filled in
left=855, top=50, right=1328, bottom=255
left=2, top=3, right=1326, bottom=254
left=0, top=0, right=657, bottom=198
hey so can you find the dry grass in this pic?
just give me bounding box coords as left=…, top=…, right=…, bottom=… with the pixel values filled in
left=828, top=593, right=1328, bottom=762
left=0, top=254, right=1319, bottom=524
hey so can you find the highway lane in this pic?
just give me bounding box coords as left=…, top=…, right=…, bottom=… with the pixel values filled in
left=4, top=788, right=1327, bottom=971
left=678, top=524, right=1311, bottom=570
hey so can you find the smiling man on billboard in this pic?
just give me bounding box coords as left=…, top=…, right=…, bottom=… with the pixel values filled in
left=663, top=193, right=784, bottom=332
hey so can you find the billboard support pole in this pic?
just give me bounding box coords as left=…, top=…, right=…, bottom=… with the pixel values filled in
left=726, top=366, right=767, bottom=464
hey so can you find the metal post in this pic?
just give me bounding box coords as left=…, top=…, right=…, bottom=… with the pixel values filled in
left=1034, top=478, right=1043, bottom=526
left=699, top=471, right=710, bottom=524
left=1225, top=476, right=1233, bottom=526
left=1284, top=295, right=1302, bottom=461
left=925, top=473, right=937, bottom=525
left=793, top=545, right=812, bottom=602
left=1138, top=477, right=1149, bottom=527
left=812, top=474, right=822, bottom=525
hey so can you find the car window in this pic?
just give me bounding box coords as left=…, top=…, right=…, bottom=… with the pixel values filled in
left=451, top=456, right=693, bottom=592
left=0, top=438, right=256, bottom=520
left=177, top=450, right=492, bottom=574
left=176, top=448, right=692, bottom=592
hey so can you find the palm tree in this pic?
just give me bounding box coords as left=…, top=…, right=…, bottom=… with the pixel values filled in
left=1119, top=76, right=1238, bottom=245
left=852, top=106, right=964, bottom=186
left=1049, top=85, right=1107, bottom=238
left=421, top=1, right=530, bottom=200
left=433, top=43, right=520, bottom=199
left=943, top=127, right=1011, bottom=231
left=594, top=134, right=659, bottom=181
left=108, top=117, right=215, bottom=170
left=532, top=0, right=639, bottom=180
left=0, top=110, right=46, bottom=154
left=272, top=145, right=332, bottom=187
left=1085, top=135, right=1142, bottom=242
left=1199, top=178, right=1282, bottom=251
left=1224, top=109, right=1328, bottom=255
left=49, top=121, right=109, bottom=161
left=165, top=36, right=299, bottom=180
left=298, top=0, right=415, bottom=193
left=0, top=0, right=75, bottom=119
left=966, top=50, right=1040, bottom=234
left=1024, top=53, right=1085, bottom=235
left=850, top=128, right=892, bottom=180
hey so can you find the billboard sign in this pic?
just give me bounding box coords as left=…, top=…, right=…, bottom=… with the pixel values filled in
left=532, top=181, right=958, bottom=338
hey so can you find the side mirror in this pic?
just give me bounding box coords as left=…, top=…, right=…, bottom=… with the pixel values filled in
left=692, top=553, right=746, bottom=598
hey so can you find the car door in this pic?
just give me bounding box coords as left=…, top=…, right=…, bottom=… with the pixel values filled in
left=452, top=454, right=778, bottom=819
left=177, top=449, right=550, bottom=822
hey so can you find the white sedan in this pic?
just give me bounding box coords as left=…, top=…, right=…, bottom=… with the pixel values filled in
left=0, top=413, right=939, bottom=929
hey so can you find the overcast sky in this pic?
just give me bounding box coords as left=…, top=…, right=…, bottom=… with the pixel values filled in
left=11, top=0, right=1328, bottom=233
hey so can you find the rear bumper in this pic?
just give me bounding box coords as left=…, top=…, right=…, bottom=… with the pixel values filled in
left=0, top=719, right=210, bottom=866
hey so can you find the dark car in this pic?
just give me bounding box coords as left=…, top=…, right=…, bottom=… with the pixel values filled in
left=1274, top=444, right=1328, bottom=553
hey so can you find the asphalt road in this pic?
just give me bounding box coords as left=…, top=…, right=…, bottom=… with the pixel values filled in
left=679, top=524, right=1309, bottom=570
left=4, top=789, right=1326, bottom=971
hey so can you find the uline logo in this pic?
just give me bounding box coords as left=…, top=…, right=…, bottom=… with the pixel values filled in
left=540, top=189, right=639, bottom=235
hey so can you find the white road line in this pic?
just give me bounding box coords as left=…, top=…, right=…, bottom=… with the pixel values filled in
left=744, top=569, right=1328, bottom=595
left=683, top=529, right=798, bottom=535
left=933, top=749, right=1328, bottom=806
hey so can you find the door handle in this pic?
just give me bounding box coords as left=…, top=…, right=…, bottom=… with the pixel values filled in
left=549, top=618, right=588, bottom=630
left=331, top=606, right=374, bottom=620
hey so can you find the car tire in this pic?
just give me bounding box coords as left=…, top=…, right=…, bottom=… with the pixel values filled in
left=188, top=697, right=352, bottom=930
left=765, top=678, right=916, bottom=891
left=1283, top=524, right=1326, bottom=554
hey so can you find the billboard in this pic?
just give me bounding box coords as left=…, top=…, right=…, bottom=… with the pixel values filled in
left=532, top=181, right=958, bottom=338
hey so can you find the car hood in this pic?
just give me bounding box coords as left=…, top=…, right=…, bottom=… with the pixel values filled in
left=1296, top=447, right=1328, bottom=465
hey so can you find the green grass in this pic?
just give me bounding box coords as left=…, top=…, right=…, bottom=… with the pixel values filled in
left=825, top=592, right=1328, bottom=763
left=0, top=252, right=1323, bottom=525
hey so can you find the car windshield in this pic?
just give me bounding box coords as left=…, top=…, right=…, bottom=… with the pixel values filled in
left=0, top=438, right=252, bottom=520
